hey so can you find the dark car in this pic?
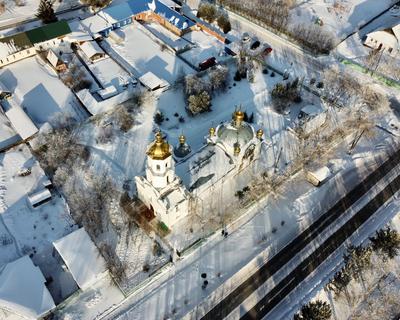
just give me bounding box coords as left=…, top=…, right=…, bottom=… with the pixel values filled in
left=199, top=57, right=217, bottom=71
left=250, top=40, right=261, bottom=50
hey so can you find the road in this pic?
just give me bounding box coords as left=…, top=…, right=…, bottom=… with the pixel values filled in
left=200, top=147, right=400, bottom=320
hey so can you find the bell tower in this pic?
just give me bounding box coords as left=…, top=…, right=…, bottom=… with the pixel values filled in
left=145, top=132, right=175, bottom=189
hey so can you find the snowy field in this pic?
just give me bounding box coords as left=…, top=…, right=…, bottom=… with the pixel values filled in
left=0, top=56, right=85, bottom=127
left=104, top=23, right=194, bottom=84
left=0, top=0, right=80, bottom=27
left=102, top=119, right=398, bottom=320
left=291, top=0, right=397, bottom=40
left=0, top=144, right=77, bottom=304
left=86, top=57, right=132, bottom=93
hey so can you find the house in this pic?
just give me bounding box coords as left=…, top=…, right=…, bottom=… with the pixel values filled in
left=47, top=49, right=67, bottom=72
left=0, top=255, right=55, bottom=319
left=364, top=23, right=400, bottom=57
left=80, top=41, right=106, bottom=62
left=139, top=71, right=169, bottom=91
left=81, top=0, right=196, bottom=37
left=53, top=228, right=107, bottom=290
left=1, top=96, right=39, bottom=141
left=0, top=20, right=72, bottom=68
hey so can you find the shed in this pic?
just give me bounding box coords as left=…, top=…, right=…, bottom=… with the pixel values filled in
left=53, top=228, right=107, bottom=289
left=28, top=188, right=52, bottom=208
left=0, top=255, right=55, bottom=319
left=98, top=85, right=118, bottom=99
left=80, top=41, right=106, bottom=62
left=299, top=104, right=322, bottom=118
left=46, top=49, right=66, bottom=72
left=5, top=106, right=38, bottom=140
left=306, top=166, right=331, bottom=187
left=139, top=71, right=169, bottom=90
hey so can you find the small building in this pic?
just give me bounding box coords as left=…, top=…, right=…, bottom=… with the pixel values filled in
left=364, top=22, right=400, bottom=57
left=98, top=85, right=118, bottom=99
left=139, top=71, right=169, bottom=91
left=27, top=188, right=52, bottom=208
left=0, top=255, right=55, bottom=319
left=306, top=166, right=331, bottom=187
left=80, top=41, right=106, bottom=62
left=53, top=228, right=107, bottom=290
left=5, top=105, right=39, bottom=141
left=81, top=0, right=196, bottom=38
left=0, top=20, right=72, bottom=68
left=47, top=49, right=67, bottom=72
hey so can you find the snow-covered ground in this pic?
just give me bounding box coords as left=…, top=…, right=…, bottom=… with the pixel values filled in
left=103, top=23, right=194, bottom=85
left=268, top=194, right=400, bottom=320
left=291, top=0, right=397, bottom=40
left=0, top=0, right=80, bottom=28
left=0, top=56, right=85, bottom=127
left=0, top=144, right=77, bottom=305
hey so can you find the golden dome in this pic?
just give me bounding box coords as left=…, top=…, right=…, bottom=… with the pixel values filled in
left=209, top=127, right=215, bottom=136
left=179, top=134, right=186, bottom=144
left=147, top=132, right=171, bottom=160
left=256, top=128, right=264, bottom=139
left=233, top=110, right=245, bottom=127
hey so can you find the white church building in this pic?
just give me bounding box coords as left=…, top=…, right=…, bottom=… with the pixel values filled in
left=135, top=110, right=264, bottom=229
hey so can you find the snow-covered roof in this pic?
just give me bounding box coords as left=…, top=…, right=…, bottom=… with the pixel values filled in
left=80, top=14, right=112, bottom=35
left=366, top=30, right=398, bottom=49
left=47, top=49, right=61, bottom=68
left=98, top=85, right=118, bottom=99
left=0, top=111, right=20, bottom=151
left=53, top=228, right=107, bottom=289
left=0, top=255, right=55, bottom=319
left=176, top=144, right=236, bottom=194
left=100, top=0, right=195, bottom=31
left=139, top=71, right=169, bottom=90
left=5, top=106, right=38, bottom=140
left=160, top=186, right=188, bottom=209
left=80, top=41, right=105, bottom=60
left=159, top=0, right=181, bottom=9
left=307, top=166, right=331, bottom=184
left=28, top=188, right=51, bottom=207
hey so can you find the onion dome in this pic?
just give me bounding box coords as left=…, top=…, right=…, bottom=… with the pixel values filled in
left=209, top=127, right=215, bottom=137
left=174, top=134, right=191, bottom=158
left=256, top=128, right=264, bottom=140
left=232, top=110, right=245, bottom=128
left=147, top=132, right=171, bottom=160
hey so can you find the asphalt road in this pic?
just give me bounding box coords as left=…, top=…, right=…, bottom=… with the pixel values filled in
left=201, top=147, right=400, bottom=320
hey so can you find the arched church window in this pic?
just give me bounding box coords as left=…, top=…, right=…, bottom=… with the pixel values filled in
left=156, top=164, right=160, bottom=170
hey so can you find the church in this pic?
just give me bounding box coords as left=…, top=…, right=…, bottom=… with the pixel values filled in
left=135, top=110, right=265, bottom=228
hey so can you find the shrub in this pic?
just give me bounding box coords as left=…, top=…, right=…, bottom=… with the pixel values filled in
left=217, top=14, right=231, bottom=33
left=187, top=91, right=211, bottom=115
left=154, top=111, right=164, bottom=125
left=197, top=3, right=217, bottom=22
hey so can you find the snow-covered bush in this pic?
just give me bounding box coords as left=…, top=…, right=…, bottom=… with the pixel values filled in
left=197, top=2, right=217, bottom=22
left=188, top=91, right=211, bottom=115
left=209, top=66, right=229, bottom=92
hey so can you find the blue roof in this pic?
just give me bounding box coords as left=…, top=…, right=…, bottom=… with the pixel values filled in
left=102, top=0, right=195, bottom=30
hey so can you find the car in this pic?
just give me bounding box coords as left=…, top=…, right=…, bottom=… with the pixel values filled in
left=250, top=40, right=261, bottom=50
left=199, top=57, right=217, bottom=71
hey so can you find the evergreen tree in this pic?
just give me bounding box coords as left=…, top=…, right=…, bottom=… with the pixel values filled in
left=294, top=300, right=332, bottom=320
left=370, top=227, right=400, bottom=261
left=327, top=267, right=351, bottom=296
left=36, top=0, right=57, bottom=24
left=343, top=245, right=372, bottom=281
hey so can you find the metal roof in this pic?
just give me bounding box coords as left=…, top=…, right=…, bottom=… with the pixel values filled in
left=26, top=20, right=71, bottom=44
